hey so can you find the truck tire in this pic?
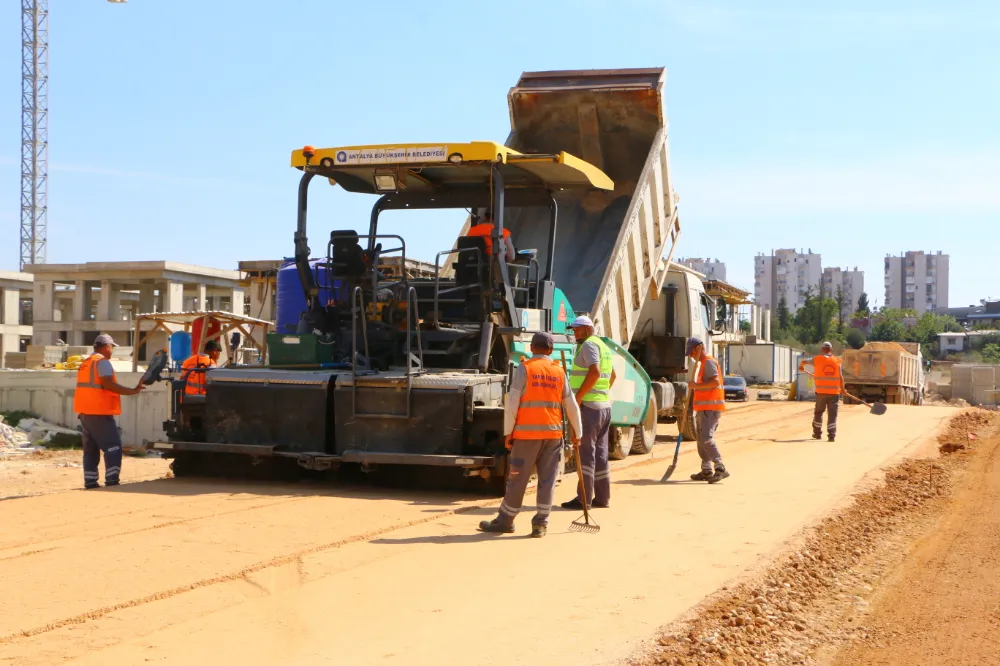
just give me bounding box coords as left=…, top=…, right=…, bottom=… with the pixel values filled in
left=608, top=427, right=634, bottom=460
left=630, top=393, right=659, bottom=455
left=169, top=451, right=201, bottom=477
left=680, top=402, right=697, bottom=442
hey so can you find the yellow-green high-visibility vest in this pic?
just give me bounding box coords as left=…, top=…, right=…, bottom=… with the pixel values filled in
left=570, top=336, right=613, bottom=403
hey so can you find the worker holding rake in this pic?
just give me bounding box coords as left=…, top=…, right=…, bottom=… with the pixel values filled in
left=479, top=332, right=583, bottom=538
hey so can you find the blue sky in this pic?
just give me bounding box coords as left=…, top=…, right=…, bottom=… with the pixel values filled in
left=1, top=0, right=997, bottom=308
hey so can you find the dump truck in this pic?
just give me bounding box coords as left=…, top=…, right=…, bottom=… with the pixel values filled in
left=841, top=341, right=924, bottom=405
left=150, top=68, right=718, bottom=491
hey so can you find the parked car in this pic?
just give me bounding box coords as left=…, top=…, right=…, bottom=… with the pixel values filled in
left=723, top=375, right=749, bottom=401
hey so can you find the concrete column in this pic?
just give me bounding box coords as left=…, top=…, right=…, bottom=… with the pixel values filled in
left=108, top=284, right=122, bottom=321
left=231, top=289, right=245, bottom=316
left=196, top=283, right=207, bottom=312
left=98, top=280, right=111, bottom=321
left=163, top=282, right=184, bottom=313
left=72, top=281, right=87, bottom=322
left=750, top=305, right=759, bottom=340
left=254, top=280, right=274, bottom=322
left=763, top=308, right=772, bottom=342
left=1, top=289, right=17, bottom=326
left=139, top=284, right=156, bottom=314
left=33, top=280, right=54, bottom=323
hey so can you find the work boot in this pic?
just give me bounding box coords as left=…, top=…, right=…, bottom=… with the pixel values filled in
left=530, top=524, right=547, bottom=538
left=560, top=498, right=585, bottom=510
left=105, top=480, right=120, bottom=487
left=84, top=483, right=100, bottom=490
left=591, top=500, right=609, bottom=509
left=708, top=467, right=730, bottom=484
left=811, top=433, right=822, bottom=440
left=828, top=435, right=836, bottom=442
left=478, top=519, right=514, bottom=534
left=690, top=469, right=714, bottom=482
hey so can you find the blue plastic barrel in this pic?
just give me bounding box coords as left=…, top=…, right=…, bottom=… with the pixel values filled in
left=170, top=331, right=192, bottom=366
left=275, top=259, right=345, bottom=334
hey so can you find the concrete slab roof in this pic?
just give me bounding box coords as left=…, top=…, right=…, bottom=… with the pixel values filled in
left=0, top=270, right=33, bottom=286
left=23, top=261, right=241, bottom=285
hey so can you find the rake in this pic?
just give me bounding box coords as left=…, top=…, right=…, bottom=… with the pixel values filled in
left=568, top=441, right=600, bottom=534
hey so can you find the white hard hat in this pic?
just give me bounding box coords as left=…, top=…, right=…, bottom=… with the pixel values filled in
left=570, top=315, right=594, bottom=328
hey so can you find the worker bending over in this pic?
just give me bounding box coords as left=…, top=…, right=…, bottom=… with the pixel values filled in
left=687, top=338, right=729, bottom=483
left=799, top=341, right=845, bottom=441
left=466, top=212, right=516, bottom=262
left=74, top=334, right=146, bottom=489
left=562, top=316, right=616, bottom=510
left=479, top=332, right=582, bottom=538
left=181, top=339, right=222, bottom=399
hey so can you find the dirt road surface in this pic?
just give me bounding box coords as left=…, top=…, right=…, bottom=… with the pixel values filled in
left=831, top=429, right=1000, bottom=666
left=0, top=402, right=955, bottom=665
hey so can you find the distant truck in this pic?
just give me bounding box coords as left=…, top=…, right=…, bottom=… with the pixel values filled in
left=841, top=342, right=924, bottom=405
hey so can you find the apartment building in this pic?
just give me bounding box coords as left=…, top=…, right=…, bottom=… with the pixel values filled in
left=754, top=249, right=821, bottom=313
left=822, top=267, right=865, bottom=319
left=0, top=271, right=33, bottom=367
left=884, top=251, right=949, bottom=315
left=678, top=257, right=726, bottom=281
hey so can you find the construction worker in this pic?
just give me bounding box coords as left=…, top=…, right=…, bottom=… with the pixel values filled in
left=180, top=339, right=222, bottom=399
left=479, top=332, right=582, bottom=538
left=687, top=338, right=729, bottom=483
left=799, top=341, right=845, bottom=442
left=562, top=316, right=616, bottom=510
left=73, top=334, right=146, bottom=489
left=466, top=212, right=516, bottom=262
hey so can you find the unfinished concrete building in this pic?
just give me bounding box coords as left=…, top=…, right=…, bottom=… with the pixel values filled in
left=0, top=271, right=34, bottom=367
left=26, top=262, right=245, bottom=361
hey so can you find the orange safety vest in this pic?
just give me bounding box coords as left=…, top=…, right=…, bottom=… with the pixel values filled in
left=812, top=355, right=843, bottom=395
left=512, top=356, right=565, bottom=440
left=73, top=354, right=121, bottom=416
left=693, top=355, right=726, bottom=412
left=181, top=354, right=215, bottom=397
left=466, top=223, right=510, bottom=258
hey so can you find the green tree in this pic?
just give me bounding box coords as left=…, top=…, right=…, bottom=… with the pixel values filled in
left=776, top=295, right=790, bottom=331
left=845, top=328, right=866, bottom=349
left=793, top=288, right=839, bottom=345
left=739, top=319, right=751, bottom=333
left=870, top=318, right=906, bottom=342
left=982, top=344, right=1000, bottom=364
left=856, top=292, right=871, bottom=316
left=973, top=320, right=1000, bottom=331
left=835, top=287, right=846, bottom=333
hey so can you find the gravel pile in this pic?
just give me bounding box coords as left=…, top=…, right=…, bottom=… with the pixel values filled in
left=634, top=409, right=1000, bottom=666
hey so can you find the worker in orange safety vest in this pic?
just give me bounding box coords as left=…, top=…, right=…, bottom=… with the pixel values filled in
left=687, top=337, right=729, bottom=484
left=465, top=212, right=516, bottom=262
left=798, top=341, right=846, bottom=442
left=478, top=332, right=582, bottom=538
left=180, top=339, right=222, bottom=400
left=74, top=333, right=147, bottom=489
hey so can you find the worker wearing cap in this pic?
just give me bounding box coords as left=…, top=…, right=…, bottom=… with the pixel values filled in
left=180, top=339, right=222, bottom=399
left=479, top=332, right=582, bottom=537
left=73, top=334, right=146, bottom=489
left=798, top=341, right=845, bottom=442
left=466, top=212, right=516, bottom=262
left=687, top=338, right=729, bottom=483
left=562, top=315, right=616, bottom=510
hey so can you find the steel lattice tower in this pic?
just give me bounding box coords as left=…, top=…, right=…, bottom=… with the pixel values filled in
left=20, top=0, right=48, bottom=269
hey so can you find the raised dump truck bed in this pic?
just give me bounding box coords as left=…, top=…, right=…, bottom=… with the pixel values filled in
left=842, top=342, right=923, bottom=405
left=454, top=68, right=681, bottom=347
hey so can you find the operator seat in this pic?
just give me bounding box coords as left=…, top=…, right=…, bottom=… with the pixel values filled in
left=330, top=230, right=367, bottom=279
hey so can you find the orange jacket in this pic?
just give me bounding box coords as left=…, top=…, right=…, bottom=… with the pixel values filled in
left=74, top=354, right=121, bottom=416
left=693, top=356, right=725, bottom=412
left=466, top=223, right=511, bottom=258
left=512, top=356, right=565, bottom=440
left=812, top=355, right=843, bottom=395
left=181, top=354, right=216, bottom=397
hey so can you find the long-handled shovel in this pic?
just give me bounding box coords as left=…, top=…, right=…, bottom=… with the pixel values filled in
left=804, top=370, right=887, bottom=416
left=660, top=386, right=692, bottom=483
left=844, top=390, right=887, bottom=415
left=568, top=440, right=600, bottom=534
